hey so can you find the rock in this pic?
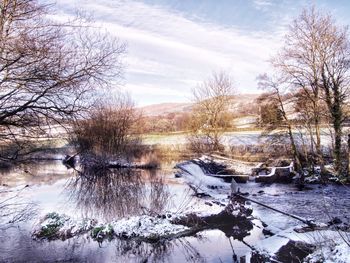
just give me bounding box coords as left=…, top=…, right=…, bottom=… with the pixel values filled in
left=275, top=240, right=315, bottom=263
left=328, top=217, right=342, bottom=225
left=262, top=228, right=274, bottom=236
left=63, top=155, right=76, bottom=168
left=251, top=251, right=278, bottom=263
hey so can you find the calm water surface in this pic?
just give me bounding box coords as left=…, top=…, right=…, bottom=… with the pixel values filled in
left=0, top=160, right=349, bottom=262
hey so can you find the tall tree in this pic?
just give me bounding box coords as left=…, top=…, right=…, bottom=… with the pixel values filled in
left=0, top=0, right=125, bottom=159
left=272, top=7, right=325, bottom=173
left=257, top=74, right=303, bottom=174
left=188, top=71, right=235, bottom=153
left=272, top=7, right=350, bottom=176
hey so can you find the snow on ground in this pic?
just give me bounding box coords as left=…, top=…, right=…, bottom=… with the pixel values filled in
left=181, top=198, right=227, bottom=217
left=304, top=231, right=350, bottom=263
left=254, top=225, right=350, bottom=263
left=110, top=215, right=188, bottom=239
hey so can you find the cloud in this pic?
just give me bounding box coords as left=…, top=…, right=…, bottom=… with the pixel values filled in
left=253, top=0, right=274, bottom=8
left=49, top=0, right=286, bottom=105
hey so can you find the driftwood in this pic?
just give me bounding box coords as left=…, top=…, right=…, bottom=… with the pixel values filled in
left=63, top=153, right=158, bottom=170
left=108, top=162, right=158, bottom=169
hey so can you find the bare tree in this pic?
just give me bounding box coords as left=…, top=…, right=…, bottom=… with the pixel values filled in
left=188, top=71, right=235, bottom=153
left=0, top=0, right=125, bottom=160
left=272, top=7, right=327, bottom=173
left=314, top=10, right=350, bottom=176
left=71, top=92, right=142, bottom=158
left=257, top=74, right=303, bottom=174
left=272, top=7, right=350, bottom=177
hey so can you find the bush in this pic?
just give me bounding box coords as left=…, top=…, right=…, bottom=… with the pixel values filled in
left=70, top=93, right=142, bottom=159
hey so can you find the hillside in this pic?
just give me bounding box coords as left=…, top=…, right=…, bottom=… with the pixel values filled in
left=138, top=94, right=260, bottom=117
left=137, top=102, right=193, bottom=117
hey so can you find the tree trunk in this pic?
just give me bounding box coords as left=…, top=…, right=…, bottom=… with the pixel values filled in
left=288, top=125, right=303, bottom=180
left=314, top=116, right=326, bottom=174
left=347, top=134, right=350, bottom=178
left=331, top=90, right=343, bottom=176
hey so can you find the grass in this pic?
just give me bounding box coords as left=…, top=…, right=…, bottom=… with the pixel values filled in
left=91, top=224, right=114, bottom=240
left=36, top=212, right=65, bottom=239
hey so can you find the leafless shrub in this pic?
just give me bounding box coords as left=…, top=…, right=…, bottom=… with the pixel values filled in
left=71, top=92, right=142, bottom=160
left=186, top=136, right=225, bottom=155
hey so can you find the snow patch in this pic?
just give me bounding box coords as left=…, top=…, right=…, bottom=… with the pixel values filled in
left=254, top=225, right=350, bottom=263
left=111, top=215, right=189, bottom=239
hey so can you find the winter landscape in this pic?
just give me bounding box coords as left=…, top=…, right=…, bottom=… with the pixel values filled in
left=0, top=0, right=350, bottom=262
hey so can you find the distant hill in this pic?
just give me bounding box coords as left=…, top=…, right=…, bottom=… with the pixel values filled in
left=227, top=94, right=260, bottom=112
left=138, top=94, right=260, bottom=117
left=137, top=102, right=193, bottom=116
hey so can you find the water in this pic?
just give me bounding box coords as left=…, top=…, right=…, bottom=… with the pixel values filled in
left=1, top=160, right=256, bottom=262
left=0, top=160, right=349, bottom=262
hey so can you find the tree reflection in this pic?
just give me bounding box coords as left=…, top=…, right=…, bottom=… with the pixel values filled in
left=0, top=186, right=38, bottom=227
left=64, top=166, right=170, bottom=221
left=113, top=237, right=206, bottom=263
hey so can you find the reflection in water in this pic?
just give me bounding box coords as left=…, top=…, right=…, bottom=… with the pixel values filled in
left=1, top=227, right=207, bottom=263
left=0, top=187, right=38, bottom=227
left=113, top=237, right=206, bottom=263
left=0, top=161, right=270, bottom=262
left=65, top=167, right=170, bottom=221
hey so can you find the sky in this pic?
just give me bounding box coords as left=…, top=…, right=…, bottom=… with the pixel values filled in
left=46, top=0, right=350, bottom=106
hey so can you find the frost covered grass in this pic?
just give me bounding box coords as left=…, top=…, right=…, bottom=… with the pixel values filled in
left=91, top=224, right=114, bottom=240
left=33, top=212, right=189, bottom=242
left=33, top=212, right=97, bottom=240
